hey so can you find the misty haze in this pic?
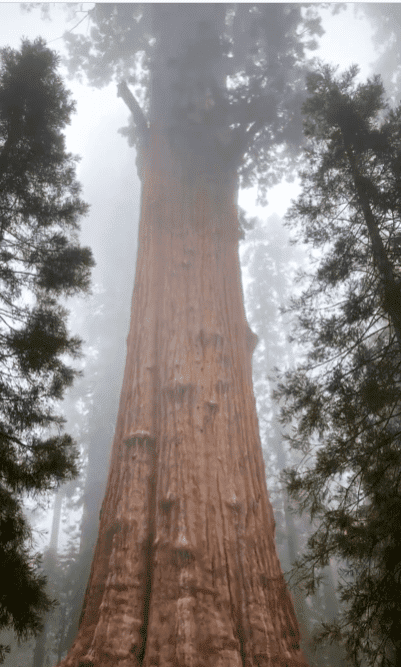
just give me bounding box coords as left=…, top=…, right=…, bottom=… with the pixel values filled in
left=0, top=4, right=400, bottom=667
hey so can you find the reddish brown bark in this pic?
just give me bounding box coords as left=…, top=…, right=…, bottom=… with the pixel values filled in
left=57, top=131, right=308, bottom=667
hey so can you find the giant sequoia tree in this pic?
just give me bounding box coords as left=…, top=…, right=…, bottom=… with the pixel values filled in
left=52, top=4, right=326, bottom=666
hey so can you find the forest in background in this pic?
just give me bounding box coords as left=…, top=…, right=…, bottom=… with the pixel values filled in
left=0, top=4, right=400, bottom=667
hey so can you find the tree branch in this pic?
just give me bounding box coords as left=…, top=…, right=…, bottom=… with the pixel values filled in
left=117, top=81, right=149, bottom=144
left=0, top=429, right=27, bottom=449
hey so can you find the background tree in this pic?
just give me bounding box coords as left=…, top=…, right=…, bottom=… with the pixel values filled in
left=0, top=37, right=94, bottom=662
left=19, top=278, right=137, bottom=667
left=241, top=213, right=314, bottom=658
left=275, top=65, right=401, bottom=667
left=31, top=489, right=64, bottom=667
left=58, top=278, right=137, bottom=660
left=242, top=212, right=346, bottom=667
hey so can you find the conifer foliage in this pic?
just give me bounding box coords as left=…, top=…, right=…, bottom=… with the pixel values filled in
left=0, top=38, right=94, bottom=660
left=275, top=65, right=401, bottom=666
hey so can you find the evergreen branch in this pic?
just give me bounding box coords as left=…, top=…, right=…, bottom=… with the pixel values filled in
left=0, top=429, right=27, bottom=448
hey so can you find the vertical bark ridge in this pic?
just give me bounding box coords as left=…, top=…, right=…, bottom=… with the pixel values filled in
left=56, top=131, right=307, bottom=667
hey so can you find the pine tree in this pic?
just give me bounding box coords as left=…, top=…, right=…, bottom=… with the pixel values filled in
left=275, top=64, right=401, bottom=666
left=0, top=38, right=94, bottom=661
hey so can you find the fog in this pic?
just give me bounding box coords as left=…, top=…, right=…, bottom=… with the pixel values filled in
left=0, top=4, right=396, bottom=664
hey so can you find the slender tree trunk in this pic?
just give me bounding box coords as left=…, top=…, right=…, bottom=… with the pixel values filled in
left=346, top=149, right=401, bottom=347
left=56, top=131, right=307, bottom=667
left=62, top=399, right=115, bottom=655
left=268, top=429, right=312, bottom=662
left=32, top=489, right=64, bottom=667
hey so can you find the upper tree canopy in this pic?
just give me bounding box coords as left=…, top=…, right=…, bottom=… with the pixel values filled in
left=59, top=3, right=324, bottom=200
left=357, top=4, right=401, bottom=104
left=0, top=37, right=94, bottom=660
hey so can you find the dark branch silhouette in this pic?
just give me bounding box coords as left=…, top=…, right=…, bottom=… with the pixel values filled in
left=117, top=80, right=149, bottom=143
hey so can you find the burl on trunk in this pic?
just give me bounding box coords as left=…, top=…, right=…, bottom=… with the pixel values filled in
left=57, top=131, right=307, bottom=667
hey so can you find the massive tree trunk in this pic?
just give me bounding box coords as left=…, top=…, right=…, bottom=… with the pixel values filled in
left=56, top=129, right=307, bottom=667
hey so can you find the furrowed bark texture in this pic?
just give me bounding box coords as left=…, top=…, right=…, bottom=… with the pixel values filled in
left=57, top=132, right=307, bottom=667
